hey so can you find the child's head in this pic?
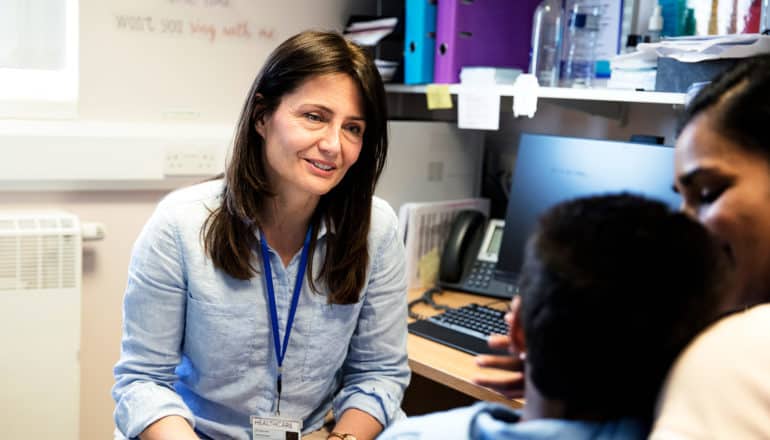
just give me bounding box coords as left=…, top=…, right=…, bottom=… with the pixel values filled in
left=512, top=193, right=727, bottom=420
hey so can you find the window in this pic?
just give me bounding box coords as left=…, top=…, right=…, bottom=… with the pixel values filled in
left=0, top=0, right=79, bottom=118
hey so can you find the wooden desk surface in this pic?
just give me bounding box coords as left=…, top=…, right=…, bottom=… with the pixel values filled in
left=406, top=288, right=524, bottom=408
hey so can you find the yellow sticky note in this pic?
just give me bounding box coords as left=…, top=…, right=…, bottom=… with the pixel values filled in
left=418, top=247, right=441, bottom=287
left=425, top=84, right=453, bottom=110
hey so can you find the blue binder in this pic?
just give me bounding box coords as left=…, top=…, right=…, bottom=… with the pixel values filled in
left=404, top=0, right=437, bottom=84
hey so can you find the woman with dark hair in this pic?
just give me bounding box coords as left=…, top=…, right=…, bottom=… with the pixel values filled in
left=651, top=54, right=770, bottom=439
left=112, top=30, right=409, bottom=440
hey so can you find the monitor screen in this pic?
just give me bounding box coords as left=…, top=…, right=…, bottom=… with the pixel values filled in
left=496, top=133, right=681, bottom=278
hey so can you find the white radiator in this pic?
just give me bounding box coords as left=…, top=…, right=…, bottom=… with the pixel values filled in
left=0, top=212, right=81, bottom=439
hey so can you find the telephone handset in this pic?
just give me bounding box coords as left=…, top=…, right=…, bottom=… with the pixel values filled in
left=438, top=210, right=508, bottom=297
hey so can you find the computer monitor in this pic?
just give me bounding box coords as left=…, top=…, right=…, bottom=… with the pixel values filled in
left=495, top=133, right=681, bottom=286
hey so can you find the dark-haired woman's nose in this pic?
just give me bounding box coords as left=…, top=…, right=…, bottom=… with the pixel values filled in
left=318, top=125, right=341, bottom=155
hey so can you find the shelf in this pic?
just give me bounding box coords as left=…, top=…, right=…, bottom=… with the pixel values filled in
left=385, top=83, right=686, bottom=106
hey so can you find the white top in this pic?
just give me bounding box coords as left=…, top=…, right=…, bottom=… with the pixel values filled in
left=651, top=304, right=770, bottom=439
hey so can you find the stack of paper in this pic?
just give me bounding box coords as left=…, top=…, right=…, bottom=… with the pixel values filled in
left=649, top=34, right=770, bottom=62
left=608, top=34, right=770, bottom=91
left=398, top=198, right=489, bottom=290
left=608, top=47, right=658, bottom=91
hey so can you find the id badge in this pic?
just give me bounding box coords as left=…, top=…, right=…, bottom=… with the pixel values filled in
left=251, top=415, right=302, bottom=440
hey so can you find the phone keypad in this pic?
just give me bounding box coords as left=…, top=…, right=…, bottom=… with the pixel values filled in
left=465, top=261, right=494, bottom=289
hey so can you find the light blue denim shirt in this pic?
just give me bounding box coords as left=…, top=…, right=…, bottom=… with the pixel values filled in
left=378, top=402, right=648, bottom=440
left=112, top=180, right=410, bottom=439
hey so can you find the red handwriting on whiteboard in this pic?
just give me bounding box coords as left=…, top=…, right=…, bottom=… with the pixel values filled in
left=222, top=21, right=251, bottom=39
left=189, top=21, right=217, bottom=42
left=258, top=28, right=275, bottom=39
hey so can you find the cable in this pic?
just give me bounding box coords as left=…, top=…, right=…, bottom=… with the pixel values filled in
left=408, top=287, right=451, bottom=320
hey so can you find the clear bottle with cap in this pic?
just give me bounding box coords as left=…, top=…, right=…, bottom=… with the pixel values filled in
left=648, top=5, right=664, bottom=42
left=561, top=3, right=601, bottom=88
left=529, top=0, right=563, bottom=87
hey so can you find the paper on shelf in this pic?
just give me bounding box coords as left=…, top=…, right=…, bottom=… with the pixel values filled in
left=425, top=84, right=453, bottom=110
left=458, top=85, right=500, bottom=130
left=398, top=198, right=490, bottom=290
left=344, top=17, right=398, bottom=46
left=639, top=34, right=770, bottom=63
left=610, top=49, right=658, bottom=70
left=457, top=67, right=516, bottom=130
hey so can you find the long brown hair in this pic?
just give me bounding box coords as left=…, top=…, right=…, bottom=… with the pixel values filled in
left=202, top=30, right=388, bottom=304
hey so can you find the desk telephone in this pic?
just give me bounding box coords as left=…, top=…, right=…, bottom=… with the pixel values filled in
left=437, top=210, right=508, bottom=297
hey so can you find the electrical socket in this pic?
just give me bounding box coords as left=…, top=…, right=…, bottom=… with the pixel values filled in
left=163, top=145, right=220, bottom=176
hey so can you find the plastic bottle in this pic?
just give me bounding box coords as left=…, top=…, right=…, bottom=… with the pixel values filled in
left=648, top=5, right=664, bottom=42
left=660, top=0, right=686, bottom=36
left=529, top=0, right=563, bottom=87
left=682, top=8, right=696, bottom=36
left=561, top=3, right=601, bottom=88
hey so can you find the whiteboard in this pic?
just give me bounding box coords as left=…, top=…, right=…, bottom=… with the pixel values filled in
left=80, top=0, right=362, bottom=124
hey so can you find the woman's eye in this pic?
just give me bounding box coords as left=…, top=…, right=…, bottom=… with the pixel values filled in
left=305, top=113, right=323, bottom=122
left=346, top=124, right=363, bottom=136
left=699, top=185, right=725, bottom=204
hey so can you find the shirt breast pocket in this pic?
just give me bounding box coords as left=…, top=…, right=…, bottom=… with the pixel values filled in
left=301, top=297, right=361, bottom=381
left=184, top=295, right=268, bottom=378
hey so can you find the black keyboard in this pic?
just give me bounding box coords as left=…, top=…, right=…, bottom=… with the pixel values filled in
left=408, top=303, right=509, bottom=356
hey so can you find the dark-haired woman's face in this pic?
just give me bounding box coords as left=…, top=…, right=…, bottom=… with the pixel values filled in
left=256, top=73, right=366, bottom=202
left=674, top=114, right=770, bottom=306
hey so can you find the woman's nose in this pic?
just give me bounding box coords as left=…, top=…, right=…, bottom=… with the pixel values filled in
left=318, top=125, right=341, bottom=153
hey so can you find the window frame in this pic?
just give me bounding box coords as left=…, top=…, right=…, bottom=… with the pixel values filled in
left=0, top=0, right=79, bottom=119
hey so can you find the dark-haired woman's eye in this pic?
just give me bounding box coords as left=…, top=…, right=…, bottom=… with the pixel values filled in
left=305, top=113, right=323, bottom=122
left=346, top=124, right=363, bottom=136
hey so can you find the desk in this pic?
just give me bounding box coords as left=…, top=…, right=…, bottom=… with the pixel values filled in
left=405, top=288, right=524, bottom=409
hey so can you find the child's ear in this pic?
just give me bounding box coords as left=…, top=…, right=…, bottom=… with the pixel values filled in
left=509, top=295, right=527, bottom=360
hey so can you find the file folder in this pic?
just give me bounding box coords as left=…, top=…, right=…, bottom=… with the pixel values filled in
left=404, top=0, right=438, bottom=84
left=433, top=0, right=541, bottom=84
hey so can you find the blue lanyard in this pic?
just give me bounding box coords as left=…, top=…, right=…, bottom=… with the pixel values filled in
left=260, top=226, right=312, bottom=415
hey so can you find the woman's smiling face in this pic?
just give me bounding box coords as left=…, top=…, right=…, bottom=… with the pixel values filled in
left=256, top=72, right=366, bottom=203
left=675, top=112, right=770, bottom=307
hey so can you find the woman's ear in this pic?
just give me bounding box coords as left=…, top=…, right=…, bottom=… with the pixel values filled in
left=509, top=295, right=527, bottom=361
left=252, top=94, right=267, bottom=137
left=254, top=117, right=266, bottom=138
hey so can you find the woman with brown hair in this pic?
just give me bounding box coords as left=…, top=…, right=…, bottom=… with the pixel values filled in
left=112, top=30, right=409, bottom=440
